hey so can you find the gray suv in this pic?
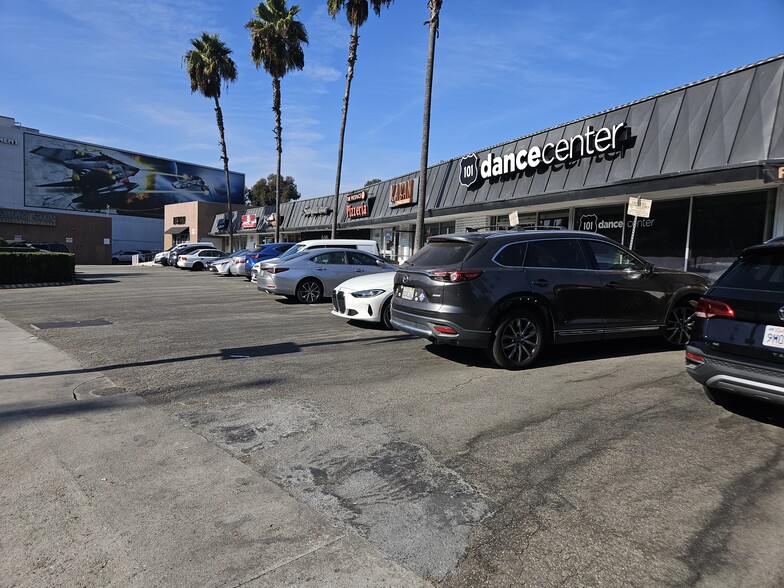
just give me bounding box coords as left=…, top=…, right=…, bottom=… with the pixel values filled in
left=391, top=229, right=711, bottom=370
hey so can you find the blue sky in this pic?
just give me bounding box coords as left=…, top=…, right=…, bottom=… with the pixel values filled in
left=2, top=0, right=783, bottom=200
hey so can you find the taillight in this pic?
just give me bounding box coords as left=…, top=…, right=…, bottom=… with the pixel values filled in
left=267, top=267, right=288, bottom=274
left=180, top=256, right=187, bottom=261
left=428, top=270, right=482, bottom=282
left=685, top=351, right=705, bottom=368
left=434, top=325, right=458, bottom=334
left=695, top=297, right=735, bottom=319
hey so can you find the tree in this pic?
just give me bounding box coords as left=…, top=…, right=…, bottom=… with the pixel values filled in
left=246, top=0, right=308, bottom=243
left=247, top=174, right=301, bottom=207
left=364, top=178, right=381, bottom=187
left=183, top=32, right=238, bottom=250
left=327, top=0, right=394, bottom=238
left=414, top=0, right=441, bottom=253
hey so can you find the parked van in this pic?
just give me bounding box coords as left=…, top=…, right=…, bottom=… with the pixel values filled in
left=275, top=239, right=379, bottom=262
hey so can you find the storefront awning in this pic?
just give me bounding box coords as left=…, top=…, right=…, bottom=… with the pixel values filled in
left=164, top=226, right=189, bottom=235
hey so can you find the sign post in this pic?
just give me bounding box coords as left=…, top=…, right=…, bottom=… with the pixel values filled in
left=627, top=196, right=652, bottom=250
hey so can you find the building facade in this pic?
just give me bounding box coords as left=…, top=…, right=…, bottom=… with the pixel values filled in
left=0, top=115, right=244, bottom=263
left=200, top=55, right=784, bottom=280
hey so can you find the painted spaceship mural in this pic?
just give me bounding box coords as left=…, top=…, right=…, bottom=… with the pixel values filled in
left=25, top=134, right=244, bottom=219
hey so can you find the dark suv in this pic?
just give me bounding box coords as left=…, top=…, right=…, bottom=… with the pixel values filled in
left=685, top=241, right=784, bottom=405
left=391, top=229, right=711, bottom=369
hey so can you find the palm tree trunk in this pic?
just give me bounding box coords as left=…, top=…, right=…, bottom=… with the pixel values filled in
left=273, top=77, right=282, bottom=243
left=332, top=23, right=360, bottom=238
left=414, top=0, right=441, bottom=253
left=214, top=96, right=233, bottom=252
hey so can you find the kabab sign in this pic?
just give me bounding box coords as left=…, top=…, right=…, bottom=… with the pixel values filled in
left=459, top=123, right=629, bottom=187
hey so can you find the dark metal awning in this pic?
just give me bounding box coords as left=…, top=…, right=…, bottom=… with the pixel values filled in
left=164, top=226, right=189, bottom=235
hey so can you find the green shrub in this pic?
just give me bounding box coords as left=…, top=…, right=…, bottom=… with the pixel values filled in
left=0, top=252, right=76, bottom=285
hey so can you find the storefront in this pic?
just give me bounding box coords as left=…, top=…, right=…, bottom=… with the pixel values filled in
left=202, top=54, right=784, bottom=273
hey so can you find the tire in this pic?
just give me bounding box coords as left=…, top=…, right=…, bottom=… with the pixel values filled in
left=192, top=262, right=203, bottom=271
left=111, top=258, right=119, bottom=265
left=704, top=385, right=730, bottom=405
left=381, top=299, right=394, bottom=330
left=490, top=310, right=544, bottom=370
left=296, top=279, right=323, bottom=304
left=161, top=259, right=169, bottom=266
left=663, top=301, right=695, bottom=347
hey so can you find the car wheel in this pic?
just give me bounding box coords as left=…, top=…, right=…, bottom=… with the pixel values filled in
left=161, top=259, right=169, bottom=266
left=490, top=310, right=544, bottom=370
left=296, top=279, right=322, bottom=304
left=111, top=258, right=119, bottom=265
left=704, top=385, right=731, bottom=405
left=663, top=301, right=695, bottom=347
left=381, top=299, right=394, bottom=330
left=192, top=262, right=203, bottom=271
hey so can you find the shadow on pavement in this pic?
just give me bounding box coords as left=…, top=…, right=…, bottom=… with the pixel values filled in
left=424, top=337, right=680, bottom=370
left=715, top=396, right=784, bottom=429
left=2, top=334, right=415, bottom=381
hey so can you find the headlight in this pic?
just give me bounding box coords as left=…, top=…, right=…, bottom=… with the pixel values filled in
left=350, top=289, right=386, bottom=298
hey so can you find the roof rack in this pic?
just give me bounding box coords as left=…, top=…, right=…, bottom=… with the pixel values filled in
left=510, top=224, right=567, bottom=231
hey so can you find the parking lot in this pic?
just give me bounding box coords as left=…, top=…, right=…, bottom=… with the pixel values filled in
left=3, top=265, right=784, bottom=586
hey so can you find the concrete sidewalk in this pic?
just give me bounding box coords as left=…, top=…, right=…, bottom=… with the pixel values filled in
left=0, top=318, right=430, bottom=587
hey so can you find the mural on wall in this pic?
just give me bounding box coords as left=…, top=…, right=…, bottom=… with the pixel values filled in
left=24, top=134, right=244, bottom=219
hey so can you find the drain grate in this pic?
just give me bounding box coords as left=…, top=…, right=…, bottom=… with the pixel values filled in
left=31, top=319, right=113, bottom=330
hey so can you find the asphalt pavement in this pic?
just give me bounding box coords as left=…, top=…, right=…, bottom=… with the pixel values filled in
left=0, top=317, right=430, bottom=587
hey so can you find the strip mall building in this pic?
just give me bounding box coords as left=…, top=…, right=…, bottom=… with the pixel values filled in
left=182, top=54, right=784, bottom=280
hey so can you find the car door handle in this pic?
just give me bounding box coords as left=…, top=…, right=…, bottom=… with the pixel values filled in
left=315, top=267, right=326, bottom=271
left=354, top=269, right=365, bottom=273
left=532, top=279, right=548, bottom=288
left=605, top=281, right=620, bottom=289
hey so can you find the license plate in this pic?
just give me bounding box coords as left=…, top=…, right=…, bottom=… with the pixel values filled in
left=763, top=325, right=784, bottom=349
left=401, top=286, right=415, bottom=300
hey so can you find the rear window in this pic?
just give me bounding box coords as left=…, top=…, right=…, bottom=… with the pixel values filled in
left=717, top=251, right=784, bottom=292
left=403, top=241, right=474, bottom=267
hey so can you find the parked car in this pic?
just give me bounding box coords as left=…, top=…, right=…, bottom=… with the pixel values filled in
left=176, top=248, right=227, bottom=270
left=111, top=250, right=145, bottom=264
left=166, top=242, right=218, bottom=266
left=257, top=248, right=395, bottom=303
left=251, top=239, right=379, bottom=283
left=208, top=258, right=234, bottom=275
left=331, top=271, right=396, bottom=329
left=207, top=249, right=252, bottom=276
left=391, top=229, right=711, bottom=370
left=685, top=240, right=784, bottom=405
left=244, top=243, right=295, bottom=279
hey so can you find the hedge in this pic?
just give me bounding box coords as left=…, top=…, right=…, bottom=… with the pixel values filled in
left=0, top=251, right=76, bottom=285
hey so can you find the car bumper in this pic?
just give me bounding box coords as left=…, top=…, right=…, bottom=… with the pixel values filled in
left=390, top=307, right=490, bottom=348
left=331, top=290, right=385, bottom=323
left=686, top=343, right=784, bottom=404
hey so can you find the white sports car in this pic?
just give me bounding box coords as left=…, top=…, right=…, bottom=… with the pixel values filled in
left=331, top=271, right=396, bottom=329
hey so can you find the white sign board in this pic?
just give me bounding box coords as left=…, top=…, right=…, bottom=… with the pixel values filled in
left=509, top=211, right=519, bottom=226
left=627, top=197, right=652, bottom=218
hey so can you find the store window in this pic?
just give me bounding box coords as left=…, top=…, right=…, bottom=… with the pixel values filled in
left=538, top=210, right=569, bottom=229
left=426, top=221, right=456, bottom=237
left=574, top=205, right=625, bottom=243
left=625, top=198, right=689, bottom=270
left=688, top=191, right=773, bottom=281
left=173, top=216, right=186, bottom=225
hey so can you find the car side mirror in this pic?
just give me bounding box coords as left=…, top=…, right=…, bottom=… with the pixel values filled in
left=643, top=262, right=654, bottom=275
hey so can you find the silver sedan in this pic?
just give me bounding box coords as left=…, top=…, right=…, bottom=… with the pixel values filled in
left=257, top=248, right=395, bottom=303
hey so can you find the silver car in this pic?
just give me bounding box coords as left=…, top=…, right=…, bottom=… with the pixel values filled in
left=257, top=248, right=395, bottom=303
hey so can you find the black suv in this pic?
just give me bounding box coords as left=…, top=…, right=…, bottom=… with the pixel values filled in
left=391, top=229, right=711, bottom=369
left=685, top=241, right=784, bottom=405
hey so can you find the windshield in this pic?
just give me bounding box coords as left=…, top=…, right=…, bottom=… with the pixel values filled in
left=718, top=251, right=784, bottom=293
left=276, top=244, right=308, bottom=261
left=402, top=241, right=474, bottom=267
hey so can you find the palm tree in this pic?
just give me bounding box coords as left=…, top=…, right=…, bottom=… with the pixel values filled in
left=327, top=0, right=394, bottom=238
left=414, top=0, right=442, bottom=253
left=246, top=0, right=308, bottom=243
left=183, top=32, right=238, bottom=251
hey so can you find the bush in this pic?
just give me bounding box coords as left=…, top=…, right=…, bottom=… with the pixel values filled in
left=0, top=251, right=76, bottom=285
